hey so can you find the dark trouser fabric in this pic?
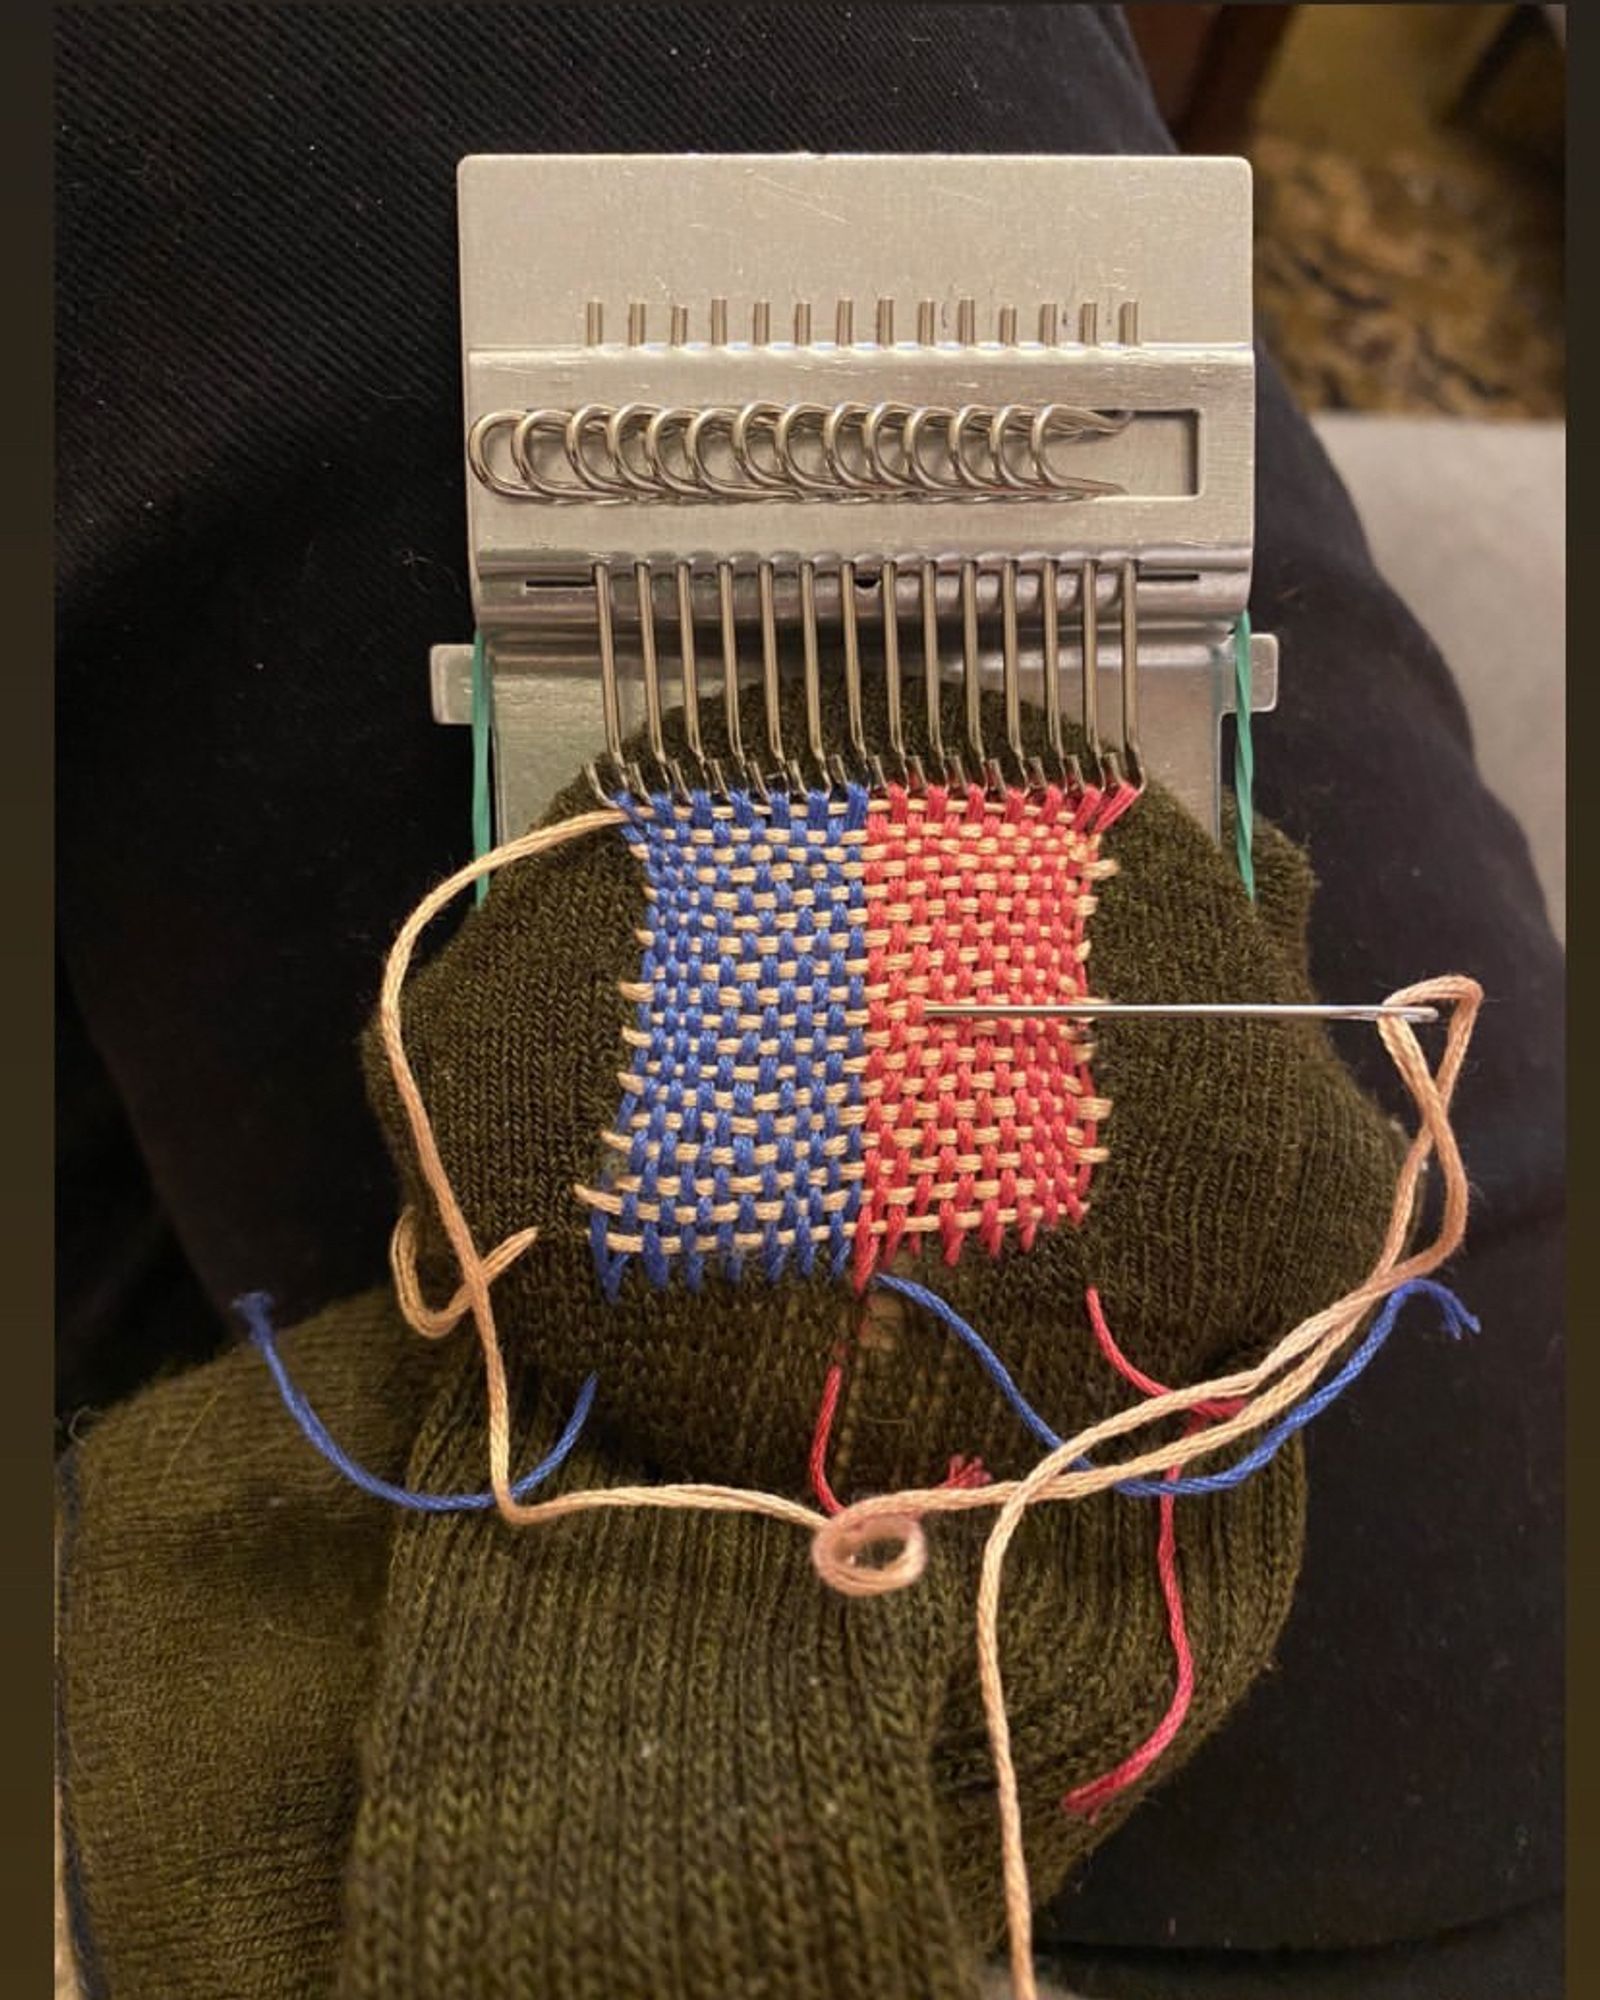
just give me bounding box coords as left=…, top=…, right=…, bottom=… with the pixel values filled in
left=56, top=5, right=1562, bottom=1992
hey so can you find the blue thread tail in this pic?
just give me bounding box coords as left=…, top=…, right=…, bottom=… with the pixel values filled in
left=235, top=1291, right=595, bottom=1512
left=872, top=1272, right=1476, bottom=1499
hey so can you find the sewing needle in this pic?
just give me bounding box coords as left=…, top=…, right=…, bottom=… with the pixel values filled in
left=919, top=1001, right=1439, bottom=1024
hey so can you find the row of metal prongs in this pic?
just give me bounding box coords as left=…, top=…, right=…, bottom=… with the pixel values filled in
left=588, top=556, right=1142, bottom=805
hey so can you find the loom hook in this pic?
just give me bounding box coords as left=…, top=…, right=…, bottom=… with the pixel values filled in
left=960, top=559, right=1002, bottom=794
left=998, top=558, right=1037, bottom=790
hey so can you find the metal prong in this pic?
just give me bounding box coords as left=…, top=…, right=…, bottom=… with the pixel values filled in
left=1040, top=557, right=1063, bottom=777
left=793, top=301, right=812, bottom=345
left=1119, top=299, right=1140, bottom=345
left=628, top=301, right=647, bottom=346
left=1119, top=556, right=1143, bottom=789
left=882, top=559, right=906, bottom=778
left=717, top=560, right=746, bottom=792
left=1079, top=301, right=1099, bottom=345
left=876, top=297, right=894, bottom=346
left=957, top=296, right=976, bottom=345
left=752, top=300, right=771, bottom=344
left=710, top=296, right=728, bottom=345
left=669, top=304, right=688, bottom=346
left=1000, top=558, right=1025, bottom=785
left=758, top=559, right=784, bottom=781
left=676, top=562, right=703, bottom=783
left=799, top=559, right=826, bottom=784
left=1080, top=557, right=1102, bottom=785
left=917, top=298, right=936, bottom=344
left=921, top=1002, right=1442, bottom=1024
left=836, top=298, right=854, bottom=347
left=840, top=560, right=866, bottom=779
left=593, top=561, right=626, bottom=794
left=921, top=559, right=950, bottom=781
left=998, top=304, right=1018, bottom=345
left=585, top=300, right=604, bottom=345
left=635, top=561, right=669, bottom=790
left=1038, top=301, right=1059, bottom=346
left=960, top=559, right=985, bottom=784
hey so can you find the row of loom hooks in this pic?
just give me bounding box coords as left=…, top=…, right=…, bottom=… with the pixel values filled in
left=581, top=551, right=1144, bottom=808
left=468, top=398, right=1132, bottom=507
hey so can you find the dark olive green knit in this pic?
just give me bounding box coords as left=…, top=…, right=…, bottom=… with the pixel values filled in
left=59, top=687, right=1400, bottom=1999
left=336, top=1368, right=1303, bottom=2000
left=57, top=1293, right=454, bottom=1999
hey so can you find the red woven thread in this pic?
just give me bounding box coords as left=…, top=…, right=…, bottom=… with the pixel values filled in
left=853, top=783, right=1112, bottom=1287
left=1063, top=1289, right=1244, bottom=1819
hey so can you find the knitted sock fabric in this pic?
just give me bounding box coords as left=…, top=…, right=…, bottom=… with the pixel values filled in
left=56, top=1293, right=452, bottom=1999
left=57, top=686, right=1401, bottom=1996
left=342, top=1358, right=980, bottom=1999
left=336, top=687, right=1396, bottom=1994
left=337, top=1353, right=1303, bottom=2000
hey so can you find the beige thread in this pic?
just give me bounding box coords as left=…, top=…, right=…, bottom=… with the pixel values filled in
left=378, top=806, right=1480, bottom=2000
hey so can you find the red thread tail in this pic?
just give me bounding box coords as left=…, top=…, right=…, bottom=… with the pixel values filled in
left=1063, top=1286, right=1239, bottom=1819
left=1085, top=1285, right=1243, bottom=1421
left=1063, top=1462, right=1194, bottom=1818
left=808, top=1361, right=847, bottom=1517
left=940, top=1453, right=992, bottom=1491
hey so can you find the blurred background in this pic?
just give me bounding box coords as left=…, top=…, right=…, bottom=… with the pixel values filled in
left=1127, top=1, right=1566, bottom=937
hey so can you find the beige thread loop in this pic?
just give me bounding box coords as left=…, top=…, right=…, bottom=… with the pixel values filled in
left=375, top=804, right=1481, bottom=2000
left=811, top=1510, right=928, bottom=1597
left=389, top=1207, right=543, bottom=1339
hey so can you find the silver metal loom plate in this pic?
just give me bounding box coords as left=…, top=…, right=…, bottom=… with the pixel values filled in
left=453, top=153, right=1265, bottom=835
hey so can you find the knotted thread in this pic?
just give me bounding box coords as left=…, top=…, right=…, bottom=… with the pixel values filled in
left=377, top=803, right=1481, bottom=2000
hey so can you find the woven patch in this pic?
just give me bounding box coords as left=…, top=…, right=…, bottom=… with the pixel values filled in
left=854, top=783, right=1112, bottom=1284
left=579, top=783, right=1114, bottom=1295
left=582, top=786, right=871, bottom=1297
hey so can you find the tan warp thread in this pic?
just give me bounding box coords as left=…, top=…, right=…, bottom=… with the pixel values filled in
left=377, top=805, right=1481, bottom=2000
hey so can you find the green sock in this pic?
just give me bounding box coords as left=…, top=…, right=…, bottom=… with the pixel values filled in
left=59, top=688, right=1400, bottom=1997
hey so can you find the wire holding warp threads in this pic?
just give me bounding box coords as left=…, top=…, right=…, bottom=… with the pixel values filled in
left=468, top=399, right=1131, bottom=506
left=335, top=805, right=1482, bottom=2000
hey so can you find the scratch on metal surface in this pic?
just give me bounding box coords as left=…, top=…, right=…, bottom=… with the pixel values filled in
left=746, top=172, right=850, bottom=227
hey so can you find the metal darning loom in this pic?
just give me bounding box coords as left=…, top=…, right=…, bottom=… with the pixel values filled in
left=431, top=153, right=1279, bottom=842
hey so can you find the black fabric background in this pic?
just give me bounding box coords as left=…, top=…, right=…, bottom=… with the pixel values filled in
left=55, top=6, right=1563, bottom=1990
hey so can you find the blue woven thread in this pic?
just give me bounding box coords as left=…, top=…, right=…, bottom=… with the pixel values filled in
left=590, top=785, right=870, bottom=1297
left=236, top=1291, right=596, bottom=1512
left=873, top=1272, right=1477, bottom=1499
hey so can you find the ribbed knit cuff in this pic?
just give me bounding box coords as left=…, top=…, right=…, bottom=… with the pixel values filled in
left=339, top=1348, right=984, bottom=2000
